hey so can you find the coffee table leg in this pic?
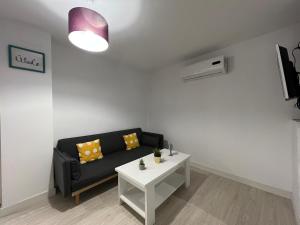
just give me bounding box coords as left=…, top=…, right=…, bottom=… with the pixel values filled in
left=118, top=174, right=127, bottom=205
left=185, top=159, right=190, bottom=188
left=145, top=185, right=155, bottom=225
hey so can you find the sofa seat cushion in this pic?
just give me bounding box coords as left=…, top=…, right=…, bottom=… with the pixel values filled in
left=71, top=146, right=153, bottom=191
left=117, top=146, right=153, bottom=163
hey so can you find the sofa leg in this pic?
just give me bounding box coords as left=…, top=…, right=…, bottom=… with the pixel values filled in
left=75, top=194, right=80, bottom=204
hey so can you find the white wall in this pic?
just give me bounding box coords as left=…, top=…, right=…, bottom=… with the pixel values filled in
left=0, top=20, right=53, bottom=208
left=293, top=121, right=300, bottom=223
left=147, top=23, right=300, bottom=192
left=52, top=41, right=149, bottom=143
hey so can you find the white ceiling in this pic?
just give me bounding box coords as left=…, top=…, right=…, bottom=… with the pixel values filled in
left=0, top=0, right=300, bottom=71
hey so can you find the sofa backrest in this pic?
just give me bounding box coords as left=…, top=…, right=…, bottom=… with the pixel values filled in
left=56, top=128, right=143, bottom=159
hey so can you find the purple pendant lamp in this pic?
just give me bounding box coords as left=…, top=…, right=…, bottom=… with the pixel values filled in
left=68, top=7, right=109, bottom=52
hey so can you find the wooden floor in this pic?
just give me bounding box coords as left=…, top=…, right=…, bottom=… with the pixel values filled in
left=0, top=170, right=296, bottom=225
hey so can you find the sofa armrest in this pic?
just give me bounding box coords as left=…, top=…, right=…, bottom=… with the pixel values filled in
left=53, top=148, right=73, bottom=197
left=142, top=131, right=164, bottom=149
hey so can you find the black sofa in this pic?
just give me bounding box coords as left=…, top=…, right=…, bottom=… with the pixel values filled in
left=53, top=128, right=163, bottom=203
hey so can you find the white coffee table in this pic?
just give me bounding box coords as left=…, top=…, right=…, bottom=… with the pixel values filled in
left=115, top=149, right=190, bottom=225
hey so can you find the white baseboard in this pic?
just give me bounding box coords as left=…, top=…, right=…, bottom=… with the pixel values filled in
left=0, top=188, right=56, bottom=218
left=191, top=161, right=291, bottom=199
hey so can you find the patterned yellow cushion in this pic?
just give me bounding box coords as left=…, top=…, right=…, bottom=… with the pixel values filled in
left=123, top=133, right=140, bottom=150
left=76, top=139, right=103, bottom=164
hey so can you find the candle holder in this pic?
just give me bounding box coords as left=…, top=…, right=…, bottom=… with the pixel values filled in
left=169, top=144, right=173, bottom=156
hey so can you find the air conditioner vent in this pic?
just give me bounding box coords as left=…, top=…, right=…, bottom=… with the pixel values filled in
left=182, top=56, right=227, bottom=81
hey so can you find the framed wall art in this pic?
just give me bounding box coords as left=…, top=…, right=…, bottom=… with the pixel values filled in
left=8, top=45, right=45, bottom=73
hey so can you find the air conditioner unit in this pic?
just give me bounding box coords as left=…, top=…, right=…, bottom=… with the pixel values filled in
left=182, top=56, right=227, bottom=81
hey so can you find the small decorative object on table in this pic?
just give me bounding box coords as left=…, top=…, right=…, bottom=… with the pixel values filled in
left=169, top=143, right=173, bottom=156
left=139, top=159, right=146, bottom=170
left=154, top=148, right=162, bottom=164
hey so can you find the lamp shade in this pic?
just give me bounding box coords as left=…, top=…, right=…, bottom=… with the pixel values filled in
left=68, top=7, right=109, bottom=52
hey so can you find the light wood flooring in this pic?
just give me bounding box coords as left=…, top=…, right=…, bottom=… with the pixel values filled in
left=0, top=170, right=296, bottom=225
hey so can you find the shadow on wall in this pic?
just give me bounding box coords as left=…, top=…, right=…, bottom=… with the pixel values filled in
left=163, top=140, right=169, bottom=149
left=48, top=155, right=56, bottom=198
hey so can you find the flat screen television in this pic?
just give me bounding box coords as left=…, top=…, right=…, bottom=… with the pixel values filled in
left=276, top=44, right=299, bottom=100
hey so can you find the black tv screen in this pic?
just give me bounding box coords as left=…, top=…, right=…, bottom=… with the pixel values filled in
left=276, top=44, right=299, bottom=100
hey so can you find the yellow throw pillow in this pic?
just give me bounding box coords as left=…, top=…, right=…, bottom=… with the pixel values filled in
left=76, top=139, right=103, bottom=164
left=123, top=133, right=140, bottom=150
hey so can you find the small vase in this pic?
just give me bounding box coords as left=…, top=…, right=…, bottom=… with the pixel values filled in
left=154, top=156, right=161, bottom=164
left=139, top=164, right=145, bottom=170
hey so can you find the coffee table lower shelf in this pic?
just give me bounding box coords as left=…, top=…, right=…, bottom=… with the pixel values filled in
left=120, top=172, right=184, bottom=218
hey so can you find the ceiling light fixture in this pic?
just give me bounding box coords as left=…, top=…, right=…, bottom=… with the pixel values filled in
left=68, top=7, right=109, bottom=52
